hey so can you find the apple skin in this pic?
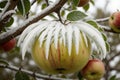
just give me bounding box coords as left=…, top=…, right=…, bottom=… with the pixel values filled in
left=78, top=0, right=89, bottom=7
left=109, top=11, right=120, bottom=32
left=81, top=59, right=105, bottom=80
left=0, top=38, right=16, bottom=51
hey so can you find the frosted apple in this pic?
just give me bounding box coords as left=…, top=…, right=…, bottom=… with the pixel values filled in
left=109, top=11, right=120, bottom=32
left=78, top=0, right=89, bottom=7
left=0, top=38, right=16, bottom=51
left=81, top=59, right=105, bottom=80
left=18, top=21, right=107, bottom=74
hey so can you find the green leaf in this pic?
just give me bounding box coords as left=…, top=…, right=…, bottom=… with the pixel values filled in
left=102, top=33, right=107, bottom=41
left=15, top=71, right=30, bottom=80
left=17, top=0, right=31, bottom=15
left=41, top=3, right=47, bottom=9
left=0, top=1, right=7, bottom=8
left=67, top=11, right=87, bottom=21
left=72, top=0, right=80, bottom=6
left=61, top=10, right=65, bottom=17
left=90, top=0, right=95, bottom=5
left=87, top=20, right=99, bottom=29
left=106, top=42, right=110, bottom=52
left=77, top=72, right=84, bottom=80
left=0, top=59, right=9, bottom=65
left=37, top=0, right=42, bottom=4
left=5, top=17, right=14, bottom=27
left=87, top=20, right=104, bottom=31
left=83, top=3, right=90, bottom=12
left=109, top=75, right=116, bottom=80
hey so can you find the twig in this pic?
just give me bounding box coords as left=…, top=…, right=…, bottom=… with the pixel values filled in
left=95, top=17, right=109, bottom=23
left=109, top=52, right=120, bottom=61
left=0, top=0, right=67, bottom=45
left=0, top=64, right=72, bottom=80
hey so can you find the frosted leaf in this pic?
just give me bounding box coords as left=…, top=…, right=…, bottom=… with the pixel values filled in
left=75, top=22, right=106, bottom=59
left=17, top=21, right=43, bottom=46
left=21, top=21, right=50, bottom=59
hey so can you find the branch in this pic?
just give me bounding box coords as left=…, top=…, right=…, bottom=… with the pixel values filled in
left=0, top=0, right=19, bottom=32
left=0, top=64, right=72, bottom=80
left=109, top=52, right=120, bottom=61
left=95, top=17, right=109, bottom=23
left=0, top=0, right=67, bottom=45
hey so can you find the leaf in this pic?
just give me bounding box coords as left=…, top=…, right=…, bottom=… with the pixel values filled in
left=102, top=33, right=107, bottom=41
left=106, top=42, right=110, bottom=52
left=72, top=0, right=80, bottom=6
left=0, top=1, right=7, bottom=8
left=83, top=3, right=90, bottom=12
left=0, top=59, right=9, bottom=65
left=87, top=20, right=99, bottom=29
left=61, top=10, right=65, bottom=17
left=15, top=71, right=30, bottom=80
left=5, top=17, right=14, bottom=27
left=67, top=11, right=87, bottom=21
left=17, top=0, right=31, bottom=15
left=41, top=3, right=47, bottom=9
left=109, top=75, right=116, bottom=80
left=90, top=0, right=95, bottom=5
left=37, top=0, right=42, bottom=4
left=77, top=72, right=84, bottom=80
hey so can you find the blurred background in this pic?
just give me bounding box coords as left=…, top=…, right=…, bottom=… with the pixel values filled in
left=0, top=0, right=120, bottom=80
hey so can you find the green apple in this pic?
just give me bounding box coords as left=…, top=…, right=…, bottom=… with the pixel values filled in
left=81, top=59, right=105, bottom=80
left=78, top=0, right=89, bottom=7
left=0, top=38, right=16, bottom=51
left=32, top=33, right=91, bottom=74
left=109, top=11, right=120, bottom=32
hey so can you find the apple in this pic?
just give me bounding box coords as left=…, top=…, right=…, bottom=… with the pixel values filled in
left=0, top=38, right=16, bottom=51
left=78, top=0, right=89, bottom=7
left=109, top=11, right=120, bottom=32
left=81, top=59, right=105, bottom=80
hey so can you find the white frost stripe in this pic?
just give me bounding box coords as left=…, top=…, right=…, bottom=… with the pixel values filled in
left=45, top=27, right=56, bottom=59
left=75, top=23, right=106, bottom=59
left=82, top=33, right=88, bottom=47
left=61, top=24, right=66, bottom=46
left=21, top=21, right=50, bottom=60
left=73, top=26, right=80, bottom=55
left=66, top=24, right=73, bottom=56
left=39, top=21, right=57, bottom=47
left=17, top=21, right=44, bottom=46
left=54, top=22, right=62, bottom=49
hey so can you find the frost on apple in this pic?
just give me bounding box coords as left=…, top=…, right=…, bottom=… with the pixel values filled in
left=18, top=21, right=107, bottom=59
left=17, top=20, right=107, bottom=74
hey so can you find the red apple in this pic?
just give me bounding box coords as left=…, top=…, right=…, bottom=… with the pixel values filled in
left=78, top=0, right=89, bottom=7
left=81, top=59, right=105, bottom=80
left=109, top=11, right=120, bottom=32
left=0, top=38, right=16, bottom=51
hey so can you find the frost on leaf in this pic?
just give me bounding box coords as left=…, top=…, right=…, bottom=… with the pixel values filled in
left=18, top=20, right=107, bottom=60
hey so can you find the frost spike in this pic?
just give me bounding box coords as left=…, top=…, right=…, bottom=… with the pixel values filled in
left=45, top=27, right=56, bottom=59
left=54, top=22, right=62, bottom=48
left=39, top=21, right=56, bottom=47
left=21, top=21, right=49, bottom=60
left=17, top=21, right=42, bottom=46
left=61, top=24, right=66, bottom=46
left=75, top=22, right=106, bottom=59
left=66, top=24, right=73, bottom=56
left=73, top=26, right=80, bottom=54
